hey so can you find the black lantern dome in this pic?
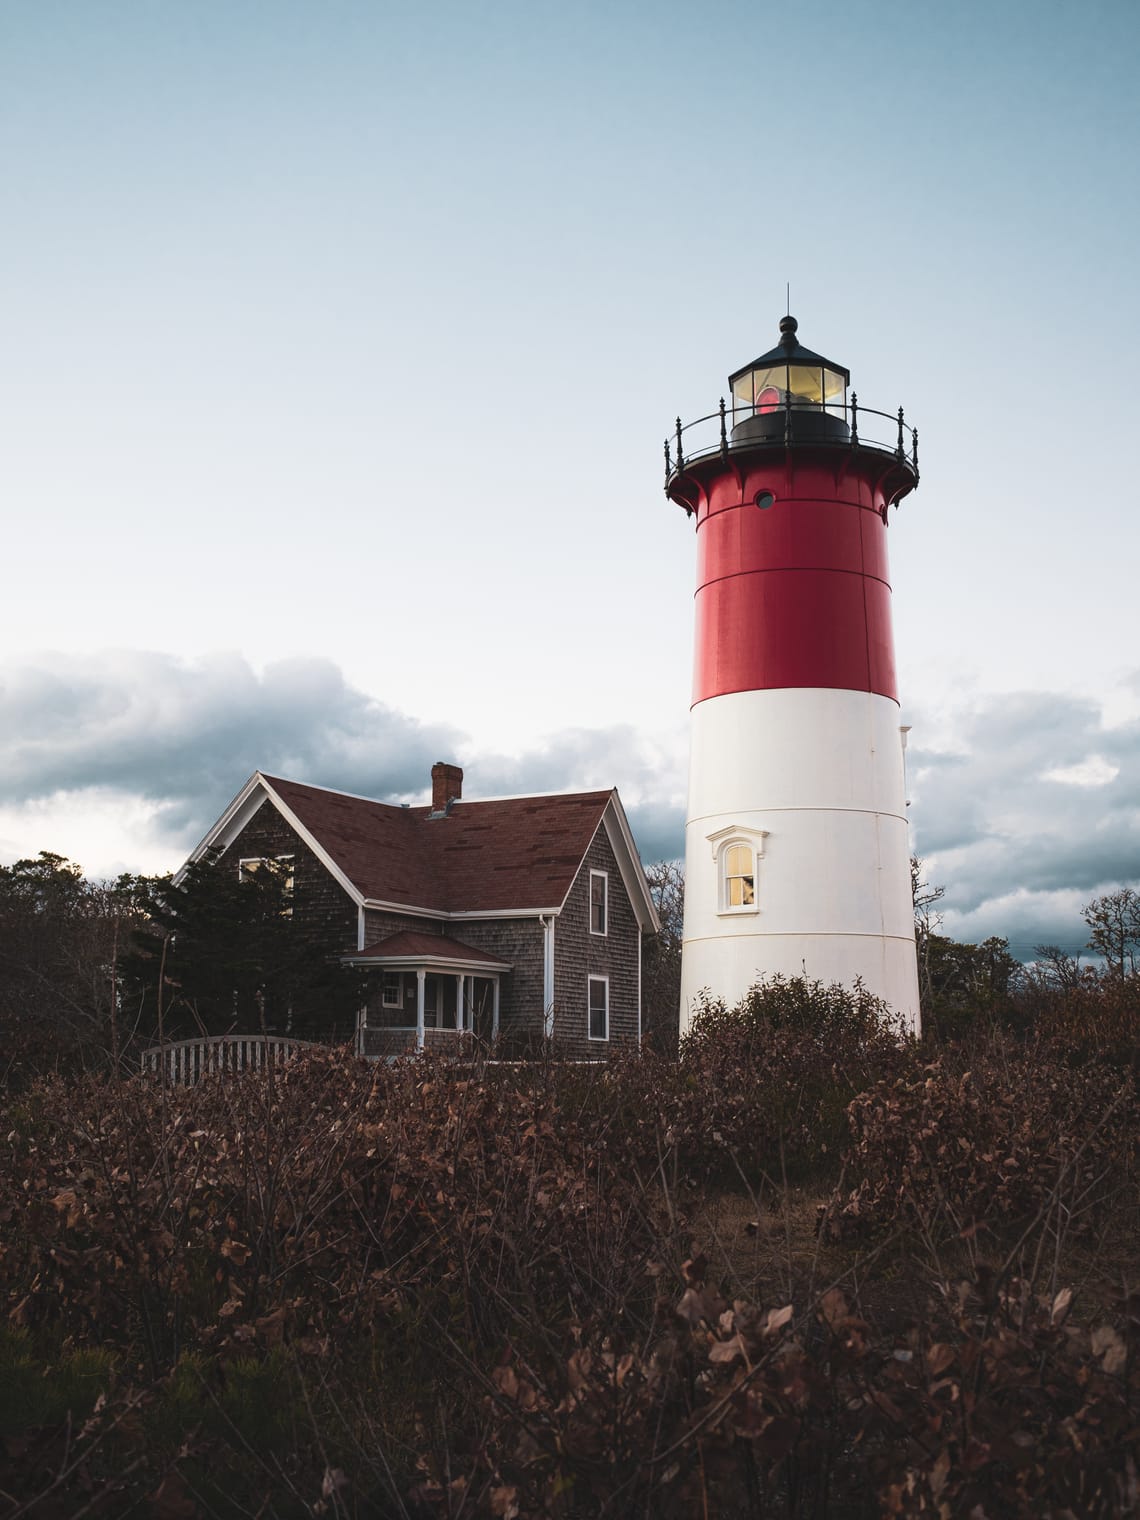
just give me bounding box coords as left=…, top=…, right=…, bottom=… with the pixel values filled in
left=728, top=316, right=850, bottom=445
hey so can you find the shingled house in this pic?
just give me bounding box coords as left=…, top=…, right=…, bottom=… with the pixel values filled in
left=182, top=764, right=659, bottom=1058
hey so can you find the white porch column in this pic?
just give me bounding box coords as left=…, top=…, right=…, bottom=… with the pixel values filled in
left=416, top=969, right=426, bottom=1050
left=492, top=978, right=500, bottom=1041
left=541, top=915, right=556, bottom=1039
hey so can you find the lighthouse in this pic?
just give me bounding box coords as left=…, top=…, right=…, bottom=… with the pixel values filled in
left=666, top=316, right=921, bottom=1034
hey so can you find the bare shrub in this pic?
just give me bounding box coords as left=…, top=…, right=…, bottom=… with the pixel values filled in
left=829, top=1042, right=1137, bottom=1241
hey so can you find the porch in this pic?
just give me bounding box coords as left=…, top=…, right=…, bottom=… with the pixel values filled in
left=345, top=930, right=511, bottom=1058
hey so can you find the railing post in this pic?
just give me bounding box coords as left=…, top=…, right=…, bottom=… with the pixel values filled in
left=719, top=396, right=728, bottom=456
left=897, top=406, right=905, bottom=459
left=912, top=426, right=919, bottom=473
left=850, top=391, right=858, bottom=447
left=664, top=438, right=671, bottom=484
left=675, top=417, right=684, bottom=472
left=784, top=388, right=792, bottom=444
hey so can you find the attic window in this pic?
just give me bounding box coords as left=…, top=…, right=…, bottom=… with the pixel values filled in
left=238, top=855, right=295, bottom=915
left=590, top=870, right=608, bottom=935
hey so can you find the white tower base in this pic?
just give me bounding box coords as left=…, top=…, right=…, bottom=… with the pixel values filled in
left=680, top=687, right=920, bottom=1036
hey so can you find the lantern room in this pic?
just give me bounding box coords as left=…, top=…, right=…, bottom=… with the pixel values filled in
left=729, top=315, right=850, bottom=444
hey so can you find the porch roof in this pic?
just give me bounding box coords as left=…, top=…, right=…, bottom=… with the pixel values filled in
left=346, top=930, right=511, bottom=974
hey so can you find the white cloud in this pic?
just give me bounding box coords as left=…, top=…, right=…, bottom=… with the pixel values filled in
left=0, top=651, right=687, bottom=877
left=909, top=685, right=1140, bottom=955
left=3, top=653, right=1137, bottom=958
left=1041, top=756, right=1120, bottom=788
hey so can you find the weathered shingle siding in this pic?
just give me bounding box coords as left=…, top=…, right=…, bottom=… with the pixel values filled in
left=447, top=918, right=546, bottom=1040
left=363, top=907, right=446, bottom=943
left=553, top=824, right=640, bottom=1058
left=219, top=800, right=358, bottom=955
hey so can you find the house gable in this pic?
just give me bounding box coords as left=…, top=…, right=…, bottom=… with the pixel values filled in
left=553, top=821, right=642, bottom=1056
left=179, top=773, right=365, bottom=910
left=213, top=795, right=359, bottom=959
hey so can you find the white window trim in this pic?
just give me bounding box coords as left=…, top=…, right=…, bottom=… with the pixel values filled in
left=706, top=827, right=767, bottom=917
left=589, top=868, right=608, bottom=937
left=381, top=972, right=403, bottom=1009
left=587, top=975, right=609, bottom=1042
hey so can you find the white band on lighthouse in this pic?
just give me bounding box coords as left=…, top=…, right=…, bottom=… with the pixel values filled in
left=680, top=686, right=920, bottom=1032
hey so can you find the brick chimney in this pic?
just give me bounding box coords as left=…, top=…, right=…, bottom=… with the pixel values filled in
left=430, top=762, right=463, bottom=815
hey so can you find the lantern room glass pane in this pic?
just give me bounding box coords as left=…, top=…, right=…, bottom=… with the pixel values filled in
left=786, top=365, right=826, bottom=405
left=822, top=367, right=846, bottom=418
left=731, top=372, right=754, bottom=421
left=821, top=366, right=845, bottom=400
left=734, top=365, right=788, bottom=420
left=751, top=366, right=786, bottom=406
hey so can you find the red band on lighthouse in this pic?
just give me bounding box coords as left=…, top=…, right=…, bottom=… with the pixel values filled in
left=691, top=465, right=898, bottom=705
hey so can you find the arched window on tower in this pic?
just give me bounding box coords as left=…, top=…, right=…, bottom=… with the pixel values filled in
left=724, top=843, right=755, bottom=907
left=709, top=828, right=767, bottom=915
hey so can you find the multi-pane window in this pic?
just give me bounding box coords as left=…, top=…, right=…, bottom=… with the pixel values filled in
left=381, top=973, right=403, bottom=1009
left=590, top=870, right=608, bottom=935
left=723, top=843, right=755, bottom=909
left=588, top=976, right=609, bottom=1041
left=238, top=855, right=295, bottom=915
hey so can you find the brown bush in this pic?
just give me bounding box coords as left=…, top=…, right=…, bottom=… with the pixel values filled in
left=828, top=1043, right=1138, bottom=1239
left=1034, top=971, right=1140, bottom=1063
left=589, top=976, right=911, bottom=1191
left=2, top=1014, right=1137, bottom=1517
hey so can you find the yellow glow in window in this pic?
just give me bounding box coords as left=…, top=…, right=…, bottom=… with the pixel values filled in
left=725, top=844, right=755, bottom=907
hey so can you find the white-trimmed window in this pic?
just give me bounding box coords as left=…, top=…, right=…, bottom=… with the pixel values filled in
left=708, top=828, right=767, bottom=916
left=238, top=855, right=295, bottom=914
left=724, top=843, right=755, bottom=908
left=381, top=973, right=403, bottom=1009
left=588, top=976, right=609, bottom=1041
left=589, top=869, right=608, bottom=935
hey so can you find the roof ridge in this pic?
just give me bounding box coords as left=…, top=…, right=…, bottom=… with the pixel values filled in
left=262, top=772, right=614, bottom=810
left=260, top=773, right=419, bottom=810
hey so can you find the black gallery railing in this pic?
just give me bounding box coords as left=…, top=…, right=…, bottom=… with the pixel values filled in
left=664, top=395, right=919, bottom=486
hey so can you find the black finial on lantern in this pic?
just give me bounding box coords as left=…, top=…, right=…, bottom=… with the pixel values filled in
left=779, top=314, right=798, bottom=349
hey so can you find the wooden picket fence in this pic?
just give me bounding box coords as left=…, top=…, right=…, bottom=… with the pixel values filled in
left=139, top=1034, right=319, bottom=1085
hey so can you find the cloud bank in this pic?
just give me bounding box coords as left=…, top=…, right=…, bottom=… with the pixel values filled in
left=2, top=652, right=1138, bottom=958
left=908, top=685, right=1140, bottom=956
left=0, top=651, right=687, bottom=870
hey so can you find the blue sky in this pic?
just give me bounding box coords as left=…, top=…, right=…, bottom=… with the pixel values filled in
left=2, top=0, right=1138, bottom=959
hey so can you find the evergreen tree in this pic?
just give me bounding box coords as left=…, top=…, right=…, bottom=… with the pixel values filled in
left=120, top=850, right=363, bottom=1042
left=0, top=852, right=150, bottom=1078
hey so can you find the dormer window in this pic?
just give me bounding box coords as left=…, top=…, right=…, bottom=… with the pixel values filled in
left=707, top=827, right=767, bottom=916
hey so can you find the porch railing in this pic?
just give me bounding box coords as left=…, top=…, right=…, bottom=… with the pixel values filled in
left=140, top=1034, right=319, bottom=1085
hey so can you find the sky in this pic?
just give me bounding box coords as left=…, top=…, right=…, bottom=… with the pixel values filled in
left=2, top=0, right=1138, bottom=960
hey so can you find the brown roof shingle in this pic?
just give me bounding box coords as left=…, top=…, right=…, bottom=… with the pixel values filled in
left=261, top=775, right=612, bottom=913
left=352, top=931, right=509, bottom=966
